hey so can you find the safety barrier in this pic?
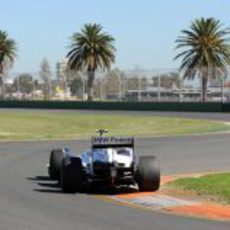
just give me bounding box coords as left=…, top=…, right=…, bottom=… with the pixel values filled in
left=0, top=100, right=225, bottom=112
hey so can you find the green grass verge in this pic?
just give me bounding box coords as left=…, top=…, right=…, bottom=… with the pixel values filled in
left=0, top=110, right=229, bottom=141
left=165, top=173, right=230, bottom=204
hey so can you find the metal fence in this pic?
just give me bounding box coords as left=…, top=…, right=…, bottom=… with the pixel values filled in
left=1, top=69, right=230, bottom=102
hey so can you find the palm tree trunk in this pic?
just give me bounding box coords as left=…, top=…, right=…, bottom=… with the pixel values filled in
left=0, top=73, right=4, bottom=99
left=201, top=75, right=208, bottom=102
left=87, top=70, right=95, bottom=101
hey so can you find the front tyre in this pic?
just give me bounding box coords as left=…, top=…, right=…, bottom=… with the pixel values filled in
left=49, top=149, right=64, bottom=180
left=136, top=156, right=160, bottom=192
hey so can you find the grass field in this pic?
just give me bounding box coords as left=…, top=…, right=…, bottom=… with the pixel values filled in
left=0, top=110, right=229, bottom=141
left=164, top=173, right=230, bottom=204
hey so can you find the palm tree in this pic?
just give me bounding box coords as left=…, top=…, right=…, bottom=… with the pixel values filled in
left=0, top=30, right=17, bottom=74
left=0, top=30, right=17, bottom=97
left=175, top=18, right=230, bottom=102
left=67, top=23, right=116, bottom=101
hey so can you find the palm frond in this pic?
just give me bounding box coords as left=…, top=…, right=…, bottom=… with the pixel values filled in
left=66, top=23, right=115, bottom=72
left=175, top=17, right=230, bottom=81
left=0, top=30, right=17, bottom=73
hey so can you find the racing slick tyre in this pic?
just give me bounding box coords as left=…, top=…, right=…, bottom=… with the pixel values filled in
left=49, top=149, right=64, bottom=180
left=136, top=156, right=160, bottom=192
left=61, top=157, right=83, bottom=193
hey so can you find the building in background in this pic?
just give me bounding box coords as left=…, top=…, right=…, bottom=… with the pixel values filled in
left=55, top=58, right=71, bottom=98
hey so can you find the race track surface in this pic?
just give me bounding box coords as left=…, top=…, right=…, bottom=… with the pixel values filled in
left=0, top=135, right=230, bottom=230
left=72, top=110, right=230, bottom=121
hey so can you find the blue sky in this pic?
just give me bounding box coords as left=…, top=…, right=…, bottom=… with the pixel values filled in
left=2, top=0, right=230, bottom=73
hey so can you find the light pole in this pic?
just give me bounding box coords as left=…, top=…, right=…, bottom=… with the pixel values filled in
left=220, top=76, right=225, bottom=103
left=63, top=72, right=67, bottom=100
left=17, top=76, right=20, bottom=100
left=138, top=76, right=141, bottom=102
left=100, top=78, right=103, bottom=100
left=82, top=76, right=85, bottom=100
left=32, top=78, right=36, bottom=100
left=158, top=72, right=161, bottom=102
left=118, top=74, right=122, bottom=101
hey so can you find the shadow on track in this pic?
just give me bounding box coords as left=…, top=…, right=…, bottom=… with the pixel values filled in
left=28, top=175, right=139, bottom=195
left=27, top=176, right=52, bottom=181
left=84, top=185, right=138, bottom=195
left=27, top=176, right=62, bottom=193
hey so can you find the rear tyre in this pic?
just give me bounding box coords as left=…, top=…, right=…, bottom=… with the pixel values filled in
left=61, top=157, right=83, bottom=193
left=136, top=156, right=160, bottom=192
left=49, top=149, right=63, bottom=180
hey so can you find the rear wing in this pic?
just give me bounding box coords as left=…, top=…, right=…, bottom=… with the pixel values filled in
left=92, top=136, right=134, bottom=149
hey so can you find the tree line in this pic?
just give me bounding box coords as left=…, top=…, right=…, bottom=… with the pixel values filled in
left=1, top=18, right=230, bottom=101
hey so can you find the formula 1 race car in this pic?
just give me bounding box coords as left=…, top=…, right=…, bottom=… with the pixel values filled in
left=48, top=130, right=160, bottom=193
